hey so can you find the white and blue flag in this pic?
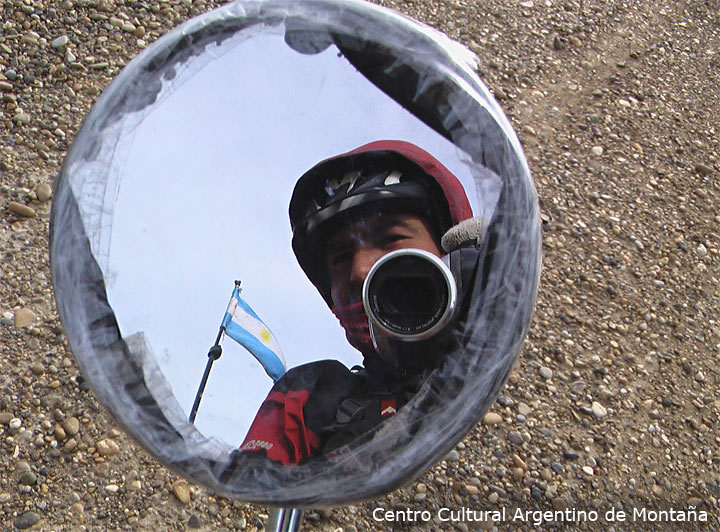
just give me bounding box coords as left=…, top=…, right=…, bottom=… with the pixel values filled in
left=221, top=285, right=286, bottom=382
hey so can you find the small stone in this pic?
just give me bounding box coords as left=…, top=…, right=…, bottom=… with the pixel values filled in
left=591, top=401, right=608, bottom=418
left=14, top=512, right=41, bottom=529
left=416, top=483, right=427, bottom=493
left=51, top=35, right=69, bottom=49
left=445, top=450, right=460, bottom=461
left=695, top=372, right=705, bottom=383
left=483, top=412, right=503, bottom=425
left=133, top=26, right=146, bottom=38
left=173, top=480, right=191, bottom=504
left=0, top=412, right=13, bottom=424
left=651, top=485, right=663, bottom=497
left=63, top=417, right=80, bottom=436
left=591, top=146, right=604, bottom=156
left=488, top=492, right=499, bottom=504
left=188, top=514, right=201, bottom=529
left=688, top=497, right=703, bottom=507
left=465, top=484, right=479, bottom=496
left=539, top=366, right=553, bottom=380
left=694, top=163, right=713, bottom=176
left=512, top=454, right=527, bottom=470
left=121, top=22, right=136, bottom=33
left=9, top=418, right=22, bottom=430
left=540, top=468, right=552, bottom=481
left=36, top=183, right=53, bottom=202
left=70, top=502, right=84, bottom=515
left=568, top=36, right=582, bottom=47
left=54, top=425, right=66, bottom=440
left=563, top=449, right=579, bottom=460
left=8, top=201, right=37, bottom=218
left=507, top=431, right=523, bottom=445
left=14, top=113, right=31, bottom=125
left=13, top=308, right=36, bottom=328
left=552, top=497, right=568, bottom=511
left=104, top=484, right=119, bottom=494
left=5, top=69, right=17, bottom=81
left=0, top=81, right=13, bottom=91
left=96, top=438, right=120, bottom=456
left=18, top=471, right=37, bottom=485
left=582, top=466, right=594, bottom=476
left=518, top=403, right=531, bottom=416
left=31, top=363, right=44, bottom=376
left=697, top=244, right=708, bottom=257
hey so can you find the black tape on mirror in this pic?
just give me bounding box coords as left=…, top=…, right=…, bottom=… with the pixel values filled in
left=50, top=0, right=540, bottom=506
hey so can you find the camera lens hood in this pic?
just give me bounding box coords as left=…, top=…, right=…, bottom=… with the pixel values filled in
left=362, top=248, right=457, bottom=341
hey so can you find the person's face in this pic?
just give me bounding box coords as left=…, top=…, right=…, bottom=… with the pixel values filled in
left=326, top=212, right=442, bottom=307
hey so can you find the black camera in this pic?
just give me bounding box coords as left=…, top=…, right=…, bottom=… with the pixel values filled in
left=362, top=248, right=478, bottom=374
left=363, top=249, right=457, bottom=342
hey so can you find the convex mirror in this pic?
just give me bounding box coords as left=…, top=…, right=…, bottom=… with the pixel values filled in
left=50, top=0, right=541, bottom=505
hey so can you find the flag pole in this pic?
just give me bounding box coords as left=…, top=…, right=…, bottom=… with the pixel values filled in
left=189, top=280, right=242, bottom=424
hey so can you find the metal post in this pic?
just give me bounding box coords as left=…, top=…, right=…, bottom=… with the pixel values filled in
left=267, top=508, right=303, bottom=532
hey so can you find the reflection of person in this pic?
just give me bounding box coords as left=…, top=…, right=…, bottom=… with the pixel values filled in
left=236, top=140, right=479, bottom=464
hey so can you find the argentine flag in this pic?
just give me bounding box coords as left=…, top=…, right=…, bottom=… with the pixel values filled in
left=221, top=285, right=286, bottom=382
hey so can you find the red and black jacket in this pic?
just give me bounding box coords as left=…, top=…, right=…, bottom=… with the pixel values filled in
left=238, top=360, right=418, bottom=464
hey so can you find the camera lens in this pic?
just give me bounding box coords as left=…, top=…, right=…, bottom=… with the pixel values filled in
left=363, top=249, right=456, bottom=339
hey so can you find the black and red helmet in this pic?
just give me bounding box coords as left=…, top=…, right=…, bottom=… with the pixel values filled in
left=289, top=140, right=473, bottom=304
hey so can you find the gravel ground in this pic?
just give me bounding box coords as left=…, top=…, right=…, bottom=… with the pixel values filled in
left=1, top=0, right=719, bottom=531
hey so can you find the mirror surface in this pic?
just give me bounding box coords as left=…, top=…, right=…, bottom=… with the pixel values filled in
left=90, top=30, right=494, bottom=445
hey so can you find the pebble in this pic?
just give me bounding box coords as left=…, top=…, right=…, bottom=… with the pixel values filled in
left=8, top=201, right=37, bottom=218
left=591, top=146, right=604, bottom=156
left=9, top=418, right=22, bottom=430
left=18, top=471, right=37, bottom=485
left=36, top=183, right=53, bottom=202
left=539, top=366, right=552, bottom=380
left=507, top=431, right=523, bottom=445
left=512, top=454, right=527, bottom=470
left=173, top=480, right=191, bottom=504
left=105, top=484, right=120, bottom=494
left=496, top=395, right=514, bottom=407
left=694, top=163, right=713, bottom=176
left=582, top=466, right=594, bottom=476
left=697, top=244, right=708, bottom=257
left=591, top=401, right=608, bottom=418
left=5, top=69, right=17, bottom=81
left=14, top=113, right=31, bottom=125
left=0, top=81, right=13, bottom=91
left=563, top=449, right=579, bottom=460
left=96, top=438, right=121, bottom=456
left=63, top=417, right=80, bottom=436
left=483, top=412, right=503, bottom=425
left=51, top=36, right=69, bottom=49
left=13, top=308, right=36, bottom=328
left=517, top=403, right=531, bottom=416
left=445, top=450, right=460, bottom=461
left=14, top=512, right=41, bottom=529
left=552, top=497, right=568, bottom=511
left=0, top=413, right=13, bottom=424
